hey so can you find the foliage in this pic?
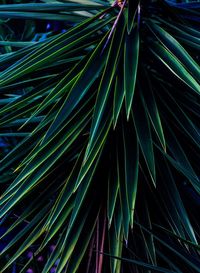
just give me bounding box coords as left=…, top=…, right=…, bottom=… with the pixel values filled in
left=0, top=0, right=200, bottom=272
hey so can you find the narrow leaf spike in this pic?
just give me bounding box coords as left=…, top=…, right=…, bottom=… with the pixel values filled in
left=132, top=93, right=156, bottom=185
left=85, top=19, right=126, bottom=160
left=151, top=43, right=200, bottom=95
left=113, top=74, right=125, bottom=129
left=117, top=130, right=130, bottom=240
left=124, top=25, right=139, bottom=119
left=122, top=124, right=139, bottom=228
left=140, top=71, right=166, bottom=151
left=148, top=21, right=200, bottom=82
left=40, top=32, right=110, bottom=145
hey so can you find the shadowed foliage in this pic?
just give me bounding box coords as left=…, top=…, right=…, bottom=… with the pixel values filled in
left=0, top=0, right=200, bottom=272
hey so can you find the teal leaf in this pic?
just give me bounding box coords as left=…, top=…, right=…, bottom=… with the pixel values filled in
left=124, top=25, right=139, bottom=119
